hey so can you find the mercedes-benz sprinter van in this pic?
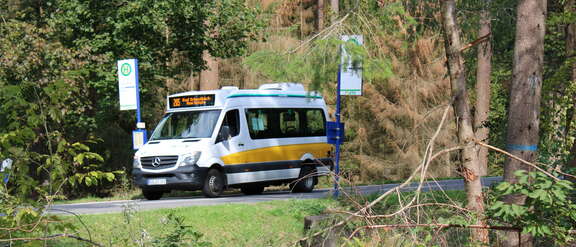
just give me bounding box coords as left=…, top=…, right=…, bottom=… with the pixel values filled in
left=132, top=83, right=333, bottom=199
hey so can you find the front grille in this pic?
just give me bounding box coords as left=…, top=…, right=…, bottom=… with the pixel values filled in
left=141, top=156, right=179, bottom=169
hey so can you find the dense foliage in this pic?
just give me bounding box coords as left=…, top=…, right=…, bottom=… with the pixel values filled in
left=489, top=171, right=576, bottom=245
left=1, top=0, right=576, bottom=245
left=0, top=0, right=263, bottom=244
left=1, top=0, right=263, bottom=198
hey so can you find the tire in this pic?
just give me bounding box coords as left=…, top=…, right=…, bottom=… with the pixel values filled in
left=203, top=169, right=225, bottom=198
left=241, top=184, right=265, bottom=195
left=291, top=167, right=316, bottom=193
left=142, top=190, right=163, bottom=200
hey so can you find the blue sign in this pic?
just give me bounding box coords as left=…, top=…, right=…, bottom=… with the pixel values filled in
left=326, top=121, right=345, bottom=145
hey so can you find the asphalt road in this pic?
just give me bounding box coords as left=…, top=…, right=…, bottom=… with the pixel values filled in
left=47, top=176, right=502, bottom=215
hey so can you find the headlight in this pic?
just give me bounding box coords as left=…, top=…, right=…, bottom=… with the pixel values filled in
left=180, top=152, right=201, bottom=166
left=133, top=154, right=141, bottom=169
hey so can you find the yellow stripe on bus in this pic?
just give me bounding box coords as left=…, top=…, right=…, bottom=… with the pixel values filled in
left=220, top=143, right=332, bottom=165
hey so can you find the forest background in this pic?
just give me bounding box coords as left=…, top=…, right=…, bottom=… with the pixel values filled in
left=2, top=0, right=573, bottom=197
left=2, top=0, right=576, bottom=245
left=0, top=0, right=570, bottom=196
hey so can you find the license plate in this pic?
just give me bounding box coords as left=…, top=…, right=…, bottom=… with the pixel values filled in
left=147, top=178, right=166, bottom=185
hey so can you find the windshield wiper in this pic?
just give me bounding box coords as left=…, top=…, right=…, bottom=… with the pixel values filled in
left=176, top=136, right=201, bottom=140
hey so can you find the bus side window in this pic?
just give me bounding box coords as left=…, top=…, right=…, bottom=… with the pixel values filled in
left=246, top=109, right=271, bottom=139
left=280, top=109, right=300, bottom=137
left=217, top=109, right=239, bottom=142
left=306, top=109, right=326, bottom=136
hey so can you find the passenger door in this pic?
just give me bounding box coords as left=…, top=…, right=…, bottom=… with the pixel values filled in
left=215, top=109, right=246, bottom=164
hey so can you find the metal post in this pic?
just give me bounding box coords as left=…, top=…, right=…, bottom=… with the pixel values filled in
left=134, top=59, right=142, bottom=125
left=333, top=64, right=342, bottom=198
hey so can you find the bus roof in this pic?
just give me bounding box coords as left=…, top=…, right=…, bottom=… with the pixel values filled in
left=166, top=83, right=325, bottom=112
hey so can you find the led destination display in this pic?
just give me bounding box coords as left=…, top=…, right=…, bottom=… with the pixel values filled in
left=169, top=95, right=215, bottom=108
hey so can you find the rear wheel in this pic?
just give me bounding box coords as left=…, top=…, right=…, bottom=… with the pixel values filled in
left=203, top=169, right=225, bottom=198
left=240, top=185, right=265, bottom=195
left=291, top=167, right=316, bottom=193
left=142, top=190, right=163, bottom=200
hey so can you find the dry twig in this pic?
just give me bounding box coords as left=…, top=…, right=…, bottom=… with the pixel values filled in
left=474, top=140, right=559, bottom=181
left=0, top=233, right=103, bottom=247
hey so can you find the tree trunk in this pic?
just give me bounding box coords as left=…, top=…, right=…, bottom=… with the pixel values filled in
left=502, top=0, right=546, bottom=246
left=317, top=0, right=324, bottom=31
left=330, top=0, right=338, bottom=22
left=199, top=51, right=219, bottom=91
left=474, top=6, right=492, bottom=176
left=441, top=0, right=489, bottom=244
left=565, top=0, right=576, bottom=172
left=187, top=70, right=199, bottom=91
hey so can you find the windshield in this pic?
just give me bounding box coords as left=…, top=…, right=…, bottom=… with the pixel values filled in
left=150, top=110, right=221, bottom=140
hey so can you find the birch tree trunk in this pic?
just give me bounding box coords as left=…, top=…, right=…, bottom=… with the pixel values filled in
left=441, top=0, right=489, bottom=244
left=502, top=0, right=546, bottom=246
left=474, top=5, right=492, bottom=176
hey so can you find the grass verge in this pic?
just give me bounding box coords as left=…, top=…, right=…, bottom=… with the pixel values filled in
left=49, top=199, right=337, bottom=247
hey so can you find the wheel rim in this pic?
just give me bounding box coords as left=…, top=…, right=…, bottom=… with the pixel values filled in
left=209, top=175, right=221, bottom=193
left=304, top=175, right=313, bottom=188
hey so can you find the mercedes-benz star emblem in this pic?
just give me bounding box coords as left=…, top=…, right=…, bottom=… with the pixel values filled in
left=152, top=157, right=161, bottom=167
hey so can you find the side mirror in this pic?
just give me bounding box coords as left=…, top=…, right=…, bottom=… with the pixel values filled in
left=218, top=126, right=231, bottom=142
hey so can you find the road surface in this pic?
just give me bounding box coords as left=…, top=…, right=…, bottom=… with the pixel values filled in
left=47, top=176, right=502, bottom=215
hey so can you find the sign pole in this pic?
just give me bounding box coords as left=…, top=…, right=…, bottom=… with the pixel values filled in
left=135, top=59, right=142, bottom=125
left=333, top=64, right=343, bottom=198
left=118, top=58, right=146, bottom=150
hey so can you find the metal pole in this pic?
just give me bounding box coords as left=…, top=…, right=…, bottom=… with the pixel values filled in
left=333, top=64, right=342, bottom=198
left=134, top=59, right=142, bottom=125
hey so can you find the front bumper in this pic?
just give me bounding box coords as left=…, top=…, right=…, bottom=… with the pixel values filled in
left=132, top=165, right=208, bottom=191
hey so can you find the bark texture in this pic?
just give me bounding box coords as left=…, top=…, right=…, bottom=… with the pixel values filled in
left=187, top=71, right=199, bottom=91
left=502, top=0, right=546, bottom=246
left=566, top=0, right=576, bottom=171
left=330, top=0, right=338, bottom=22
left=317, top=0, right=324, bottom=31
left=474, top=7, right=492, bottom=177
left=199, top=51, right=219, bottom=90
left=441, top=0, right=489, bottom=244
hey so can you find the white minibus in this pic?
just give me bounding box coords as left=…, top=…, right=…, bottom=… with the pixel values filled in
left=132, top=83, right=333, bottom=199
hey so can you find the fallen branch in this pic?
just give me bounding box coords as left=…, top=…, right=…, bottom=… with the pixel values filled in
left=288, top=13, right=350, bottom=54
left=349, top=223, right=520, bottom=239
left=474, top=140, right=559, bottom=181
left=460, top=32, right=491, bottom=52
left=295, top=104, right=453, bottom=246
left=330, top=202, right=471, bottom=219
left=0, top=233, right=103, bottom=247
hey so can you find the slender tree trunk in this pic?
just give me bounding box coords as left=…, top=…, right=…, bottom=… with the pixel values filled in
left=569, top=0, right=576, bottom=107
left=474, top=6, right=492, bottom=176
left=441, top=0, right=489, bottom=244
left=330, top=0, right=338, bottom=22
left=502, top=0, right=546, bottom=246
left=317, top=0, right=324, bottom=31
left=566, top=0, right=576, bottom=171
left=199, top=51, right=219, bottom=90
left=187, top=71, right=199, bottom=91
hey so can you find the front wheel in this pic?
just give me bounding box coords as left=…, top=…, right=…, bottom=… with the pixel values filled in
left=142, top=190, right=163, bottom=200
left=203, top=169, right=225, bottom=198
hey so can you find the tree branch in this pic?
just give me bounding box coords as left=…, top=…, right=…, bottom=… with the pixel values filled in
left=349, top=223, right=520, bottom=239
left=0, top=233, right=103, bottom=247
left=460, top=32, right=491, bottom=52
left=474, top=140, right=559, bottom=181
